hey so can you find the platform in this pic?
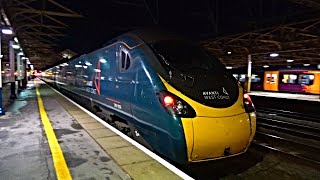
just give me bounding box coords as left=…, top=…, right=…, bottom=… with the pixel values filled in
left=249, top=91, right=320, bottom=102
left=0, top=80, right=185, bottom=180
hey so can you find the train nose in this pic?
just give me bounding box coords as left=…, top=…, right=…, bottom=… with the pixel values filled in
left=183, top=113, right=252, bottom=162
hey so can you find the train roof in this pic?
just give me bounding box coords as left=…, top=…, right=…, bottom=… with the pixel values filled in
left=124, top=28, right=183, bottom=44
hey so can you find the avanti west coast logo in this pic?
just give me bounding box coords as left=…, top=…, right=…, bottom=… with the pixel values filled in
left=203, top=87, right=230, bottom=100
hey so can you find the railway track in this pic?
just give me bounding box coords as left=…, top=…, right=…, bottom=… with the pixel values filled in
left=257, top=117, right=320, bottom=140
left=253, top=132, right=320, bottom=165
left=257, top=107, right=320, bottom=123
left=255, top=107, right=320, bottom=165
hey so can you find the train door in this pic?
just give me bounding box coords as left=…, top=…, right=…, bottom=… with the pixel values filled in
left=264, top=71, right=279, bottom=91
left=112, top=44, right=135, bottom=118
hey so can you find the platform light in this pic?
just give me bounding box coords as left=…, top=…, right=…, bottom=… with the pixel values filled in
left=1, top=28, right=13, bottom=35
left=227, top=51, right=232, bottom=55
left=14, top=37, right=19, bottom=43
left=287, top=59, right=294, bottom=63
left=318, top=64, right=320, bottom=69
left=263, top=65, right=269, bottom=68
left=226, top=66, right=232, bottom=69
left=270, top=53, right=279, bottom=57
left=303, top=64, right=310, bottom=66
left=99, top=58, right=107, bottom=63
left=11, top=44, right=20, bottom=49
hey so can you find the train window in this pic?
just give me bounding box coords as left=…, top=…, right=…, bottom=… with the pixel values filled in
left=281, top=74, right=297, bottom=84
left=251, top=74, right=261, bottom=82
left=119, top=49, right=131, bottom=71
left=121, top=51, right=126, bottom=69
left=266, top=74, right=277, bottom=84
left=239, top=74, right=246, bottom=82
left=125, top=54, right=131, bottom=69
left=298, top=74, right=314, bottom=85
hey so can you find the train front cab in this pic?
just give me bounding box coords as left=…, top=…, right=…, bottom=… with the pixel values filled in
left=146, top=39, right=257, bottom=163
left=160, top=79, right=256, bottom=163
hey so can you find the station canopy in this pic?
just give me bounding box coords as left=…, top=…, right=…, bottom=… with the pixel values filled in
left=202, top=18, right=320, bottom=68
left=1, top=0, right=320, bottom=70
left=0, top=0, right=81, bottom=70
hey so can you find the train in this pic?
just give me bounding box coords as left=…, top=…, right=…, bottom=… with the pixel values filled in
left=42, top=30, right=256, bottom=164
left=264, top=70, right=320, bottom=94
left=233, top=69, right=320, bottom=94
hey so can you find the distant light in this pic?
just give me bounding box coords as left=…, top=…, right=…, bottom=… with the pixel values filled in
left=270, top=53, right=279, bottom=57
left=30, top=65, right=34, bottom=70
left=14, top=37, right=19, bottom=43
left=1, top=29, right=13, bottom=35
left=94, top=69, right=101, bottom=72
left=263, top=65, right=269, bottom=68
left=287, top=59, right=294, bottom=63
left=12, top=44, right=20, bottom=49
left=85, top=62, right=92, bottom=66
left=75, top=65, right=82, bottom=68
left=227, top=51, right=232, bottom=55
left=318, top=64, right=320, bottom=69
left=99, top=58, right=107, bottom=63
left=226, top=66, right=232, bottom=69
left=83, top=65, right=88, bottom=69
left=17, top=52, right=24, bottom=56
left=303, top=64, right=310, bottom=66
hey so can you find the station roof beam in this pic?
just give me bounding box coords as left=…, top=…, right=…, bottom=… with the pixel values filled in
left=1, top=0, right=82, bottom=70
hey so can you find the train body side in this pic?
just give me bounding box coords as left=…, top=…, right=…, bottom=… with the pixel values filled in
left=43, top=32, right=256, bottom=164
left=43, top=36, right=188, bottom=164
left=263, top=70, right=320, bottom=94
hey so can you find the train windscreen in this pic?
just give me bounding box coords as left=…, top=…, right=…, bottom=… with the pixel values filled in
left=150, top=40, right=239, bottom=108
left=150, top=40, right=225, bottom=73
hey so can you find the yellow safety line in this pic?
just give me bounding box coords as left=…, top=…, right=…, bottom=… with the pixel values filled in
left=36, top=87, right=72, bottom=180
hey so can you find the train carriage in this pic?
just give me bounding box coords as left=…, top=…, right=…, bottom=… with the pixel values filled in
left=264, top=70, right=320, bottom=94
left=43, top=30, right=256, bottom=164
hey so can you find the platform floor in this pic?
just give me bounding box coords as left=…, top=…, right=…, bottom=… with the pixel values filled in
left=0, top=80, right=182, bottom=180
left=249, top=91, right=320, bottom=102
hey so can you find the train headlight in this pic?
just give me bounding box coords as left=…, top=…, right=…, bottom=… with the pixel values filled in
left=243, top=93, right=255, bottom=113
left=159, top=91, right=196, bottom=118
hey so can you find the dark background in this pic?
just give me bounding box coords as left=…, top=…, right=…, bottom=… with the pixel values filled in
left=57, top=0, right=316, bottom=54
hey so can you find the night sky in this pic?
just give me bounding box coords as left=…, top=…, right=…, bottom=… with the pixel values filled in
left=57, top=0, right=315, bottom=55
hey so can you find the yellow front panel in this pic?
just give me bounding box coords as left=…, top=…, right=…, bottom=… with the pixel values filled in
left=190, top=114, right=251, bottom=161
left=181, top=118, right=194, bottom=160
